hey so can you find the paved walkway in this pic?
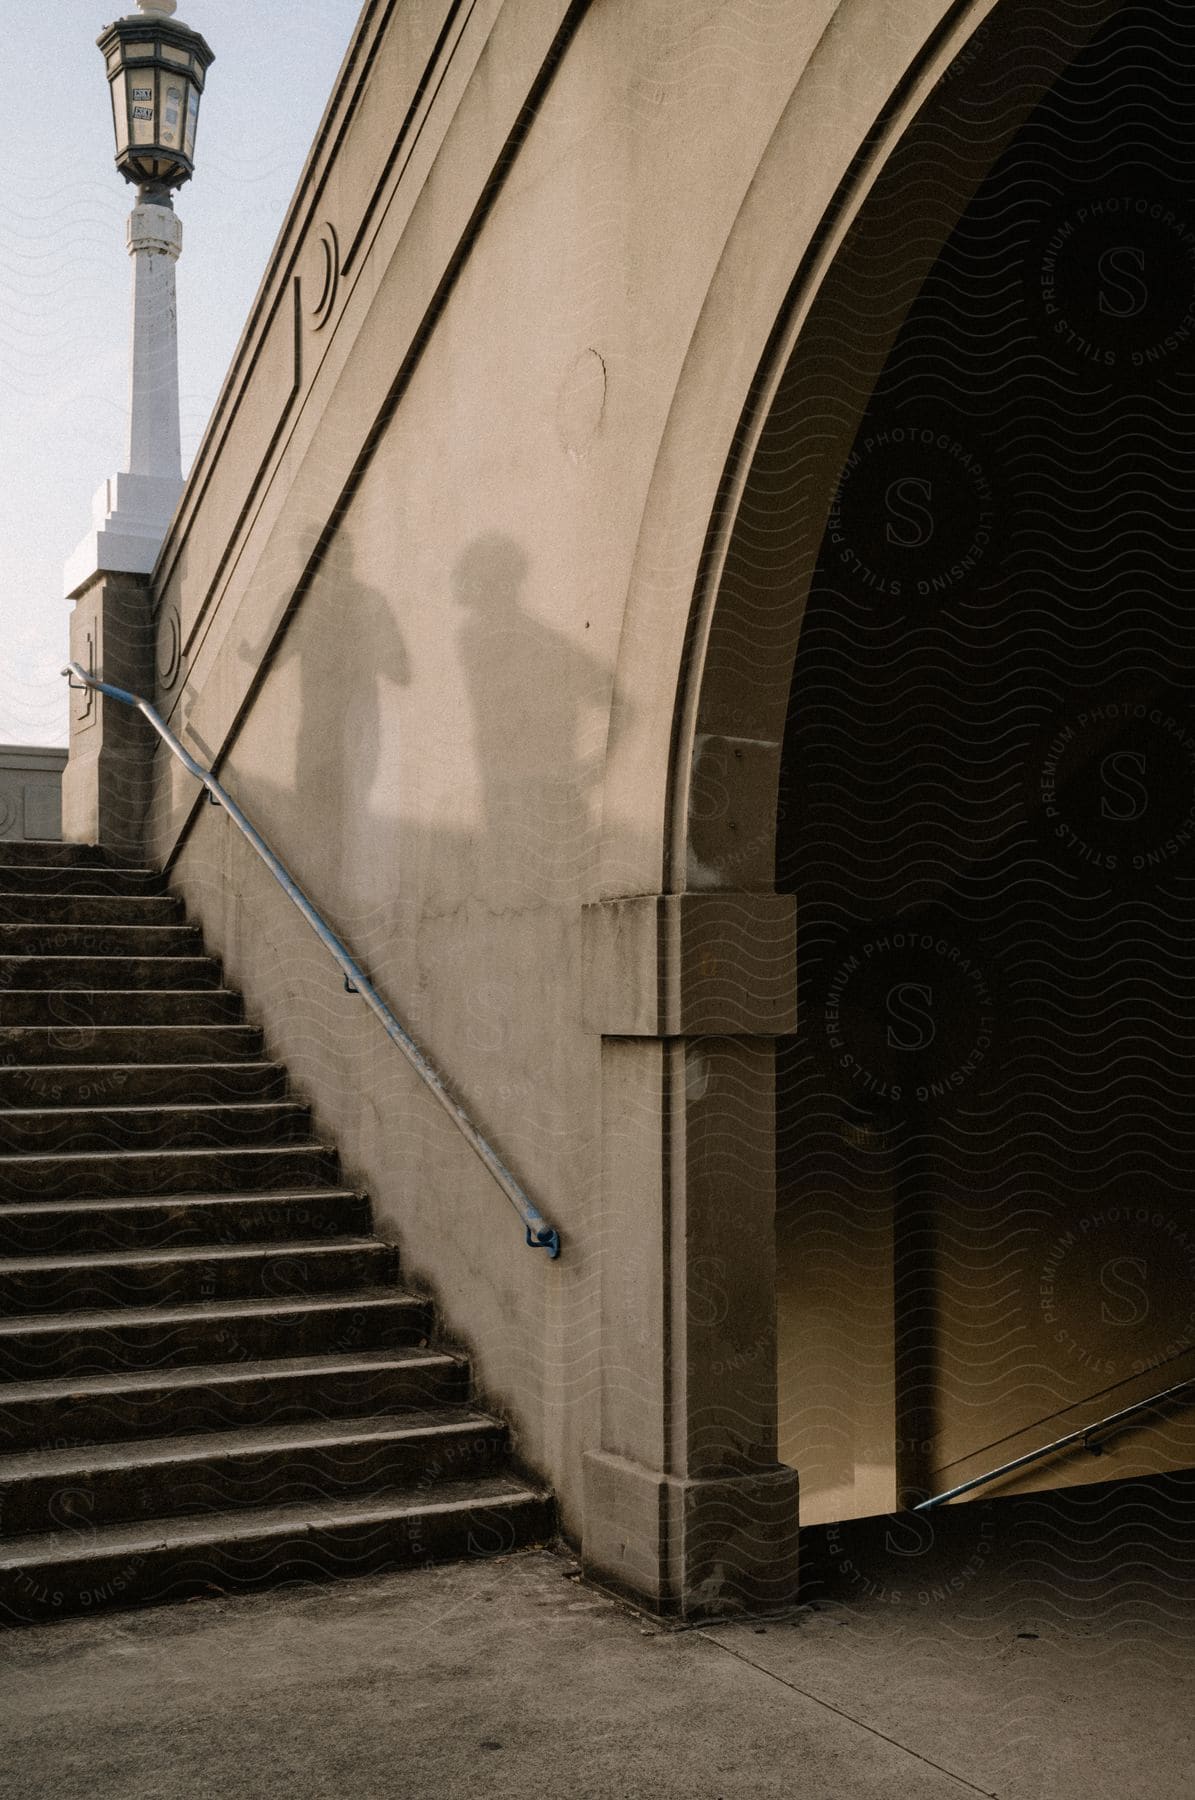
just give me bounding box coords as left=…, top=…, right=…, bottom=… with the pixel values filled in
left=2, top=1481, right=1192, bottom=1800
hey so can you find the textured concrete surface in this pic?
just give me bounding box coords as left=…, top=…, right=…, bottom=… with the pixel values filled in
left=732, top=1476, right=1195, bottom=1800
left=2, top=1531, right=1191, bottom=1800
left=132, top=0, right=986, bottom=1598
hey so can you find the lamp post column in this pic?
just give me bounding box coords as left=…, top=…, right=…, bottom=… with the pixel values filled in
left=127, top=197, right=183, bottom=484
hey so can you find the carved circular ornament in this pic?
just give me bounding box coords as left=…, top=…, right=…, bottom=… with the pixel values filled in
left=308, top=223, right=341, bottom=331
left=157, top=606, right=182, bottom=690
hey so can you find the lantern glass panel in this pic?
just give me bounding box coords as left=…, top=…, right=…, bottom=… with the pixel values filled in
left=129, top=71, right=157, bottom=144
left=160, top=80, right=185, bottom=150
left=184, top=86, right=200, bottom=160
left=124, top=40, right=155, bottom=55
left=162, top=44, right=191, bottom=68
left=111, top=73, right=129, bottom=152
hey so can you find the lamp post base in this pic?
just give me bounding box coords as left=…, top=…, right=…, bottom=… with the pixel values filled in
left=62, top=567, right=156, bottom=858
left=64, top=471, right=183, bottom=598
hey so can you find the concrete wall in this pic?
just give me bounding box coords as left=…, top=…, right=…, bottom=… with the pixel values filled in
left=0, top=746, right=66, bottom=843
left=124, top=0, right=1005, bottom=1587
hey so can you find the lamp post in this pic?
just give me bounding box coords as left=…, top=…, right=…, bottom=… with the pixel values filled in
left=65, top=0, right=214, bottom=593
left=61, top=1, right=213, bottom=853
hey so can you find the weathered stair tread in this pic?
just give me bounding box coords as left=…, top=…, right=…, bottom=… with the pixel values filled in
left=0, top=896, right=184, bottom=925
left=0, top=926, right=201, bottom=953
left=0, top=1143, right=330, bottom=1163
left=0, top=1028, right=267, bottom=1068
left=0, top=1102, right=297, bottom=1120
left=0, top=1063, right=286, bottom=1104
left=0, top=955, right=206, bottom=962
left=0, top=867, right=159, bottom=881
left=0, top=1186, right=362, bottom=1217
left=0, top=957, right=221, bottom=990
left=0, top=1473, right=549, bottom=1569
left=0, top=864, right=159, bottom=873
left=0, top=1146, right=342, bottom=1206
left=0, top=1187, right=368, bottom=1249
left=0, top=1345, right=462, bottom=1408
left=0, top=1101, right=315, bottom=1155
left=0, top=843, right=114, bottom=868
left=0, top=1101, right=307, bottom=1137
left=0, top=987, right=235, bottom=1000
left=0, top=1145, right=334, bottom=1184
left=0, top=1057, right=227, bottom=1066
left=0, top=863, right=160, bottom=877
left=0, top=1051, right=277, bottom=1065
left=0, top=956, right=207, bottom=966
left=0, top=1022, right=260, bottom=1043
left=0, top=1238, right=383, bottom=1276
left=0, top=1288, right=423, bottom=1337
left=0, top=990, right=245, bottom=1029
left=0, top=870, right=165, bottom=899
left=0, top=1407, right=499, bottom=1481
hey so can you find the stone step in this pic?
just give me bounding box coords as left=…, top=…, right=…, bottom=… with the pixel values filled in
left=0, top=1347, right=468, bottom=1450
left=0, top=1474, right=554, bottom=1623
left=0, top=923, right=202, bottom=958
left=0, top=1143, right=339, bottom=1201
left=0, top=988, right=243, bottom=1028
left=0, top=955, right=221, bottom=992
left=0, top=1289, right=431, bottom=1379
left=0, top=894, right=184, bottom=927
left=0, top=1061, right=287, bottom=1109
left=0, top=843, right=116, bottom=869
left=0, top=1189, right=371, bottom=1255
left=0, top=853, right=555, bottom=1624
left=0, top=1409, right=507, bottom=1535
left=0, top=1025, right=265, bottom=1067
left=0, top=1237, right=396, bottom=1314
left=0, top=1100, right=313, bottom=1155
left=0, top=866, right=164, bottom=897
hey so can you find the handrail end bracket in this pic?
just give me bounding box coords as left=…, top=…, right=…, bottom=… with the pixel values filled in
left=527, top=1225, right=562, bottom=1259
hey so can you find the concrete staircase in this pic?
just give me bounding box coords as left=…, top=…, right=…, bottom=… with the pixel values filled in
left=0, top=842, right=551, bottom=1623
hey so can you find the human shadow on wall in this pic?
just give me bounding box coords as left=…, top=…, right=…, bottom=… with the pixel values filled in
left=182, top=526, right=611, bottom=1172
left=197, top=529, right=608, bottom=931
left=178, top=524, right=411, bottom=975
left=263, top=530, right=411, bottom=843
left=452, top=531, right=609, bottom=905
left=181, top=528, right=410, bottom=816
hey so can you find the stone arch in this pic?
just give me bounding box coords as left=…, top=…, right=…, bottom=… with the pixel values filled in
left=582, top=0, right=1119, bottom=1612
left=598, top=0, right=1017, bottom=902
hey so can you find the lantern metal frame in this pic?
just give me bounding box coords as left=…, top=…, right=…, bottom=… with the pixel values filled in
left=97, top=7, right=215, bottom=195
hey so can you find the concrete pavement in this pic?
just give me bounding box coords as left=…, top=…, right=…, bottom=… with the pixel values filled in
left=2, top=1481, right=1192, bottom=1800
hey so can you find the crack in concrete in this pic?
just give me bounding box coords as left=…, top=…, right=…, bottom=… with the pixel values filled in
left=700, top=1630, right=1000, bottom=1798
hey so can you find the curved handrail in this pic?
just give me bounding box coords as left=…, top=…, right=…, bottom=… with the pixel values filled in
left=62, top=662, right=561, bottom=1258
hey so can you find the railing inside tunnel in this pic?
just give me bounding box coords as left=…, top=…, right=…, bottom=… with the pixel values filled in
left=913, top=1372, right=1195, bottom=1512
left=62, top=662, right=562, bottom=1259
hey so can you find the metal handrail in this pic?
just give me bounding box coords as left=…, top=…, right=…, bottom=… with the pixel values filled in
left=913, top=1373, right=1195, bottom=1511
left=62, top=662, right=561, bottom=1258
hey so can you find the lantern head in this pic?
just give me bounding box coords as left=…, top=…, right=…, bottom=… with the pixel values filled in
left=98, top=1, right=215, bottom=198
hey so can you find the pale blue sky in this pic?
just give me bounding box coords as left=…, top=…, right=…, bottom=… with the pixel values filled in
left=0, top=0, right=362, bottom=745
